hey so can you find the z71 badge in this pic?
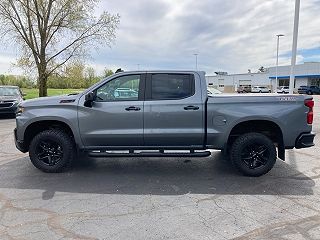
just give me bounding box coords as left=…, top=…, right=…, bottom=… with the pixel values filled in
left=278, top=97, right=297, bottom=101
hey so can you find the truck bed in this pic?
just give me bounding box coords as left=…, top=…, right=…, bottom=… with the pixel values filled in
left=206, top=94, right=312, bottom=149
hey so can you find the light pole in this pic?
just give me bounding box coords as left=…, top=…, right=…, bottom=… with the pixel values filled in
left=275, top=34, right=284, bottom=91
left=289, top=0, right=300, bottom=94
left=193, top=54, right=198, bottom=70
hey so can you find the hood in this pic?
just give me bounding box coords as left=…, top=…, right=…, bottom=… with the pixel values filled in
left=21, top=94, right=80, bottom=107
left=0, top=95, right=22, bottom=102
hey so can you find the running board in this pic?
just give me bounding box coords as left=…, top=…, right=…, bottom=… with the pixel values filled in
left=88, top=150, right=211, bottom=158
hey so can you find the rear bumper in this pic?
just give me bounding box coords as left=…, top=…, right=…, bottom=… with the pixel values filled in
left=14, top=128, right=28, bottom=153
left=295, top=133, right=315, bottom=149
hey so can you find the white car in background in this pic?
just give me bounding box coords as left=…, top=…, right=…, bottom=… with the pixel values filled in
left=207, top=87, right=222, bottom=95
left=251, top=86, right=271, bottom=93
left=276, top=86, right=289, bottom=94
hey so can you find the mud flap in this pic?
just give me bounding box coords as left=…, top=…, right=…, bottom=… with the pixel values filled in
left=278, top=143, right=285, bottom=161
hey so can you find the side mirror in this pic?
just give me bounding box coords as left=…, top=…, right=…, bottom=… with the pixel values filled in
left=84, top=92, right=95, bottom=107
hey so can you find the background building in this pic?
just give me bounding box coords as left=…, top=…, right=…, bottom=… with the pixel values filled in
left=206, top=62, right=320, bottom=93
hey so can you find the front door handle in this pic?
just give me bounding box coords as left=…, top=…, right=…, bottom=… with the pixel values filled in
left=184, top=105, right=199, bottom=110
left=125, top=106, right=141, bottom=111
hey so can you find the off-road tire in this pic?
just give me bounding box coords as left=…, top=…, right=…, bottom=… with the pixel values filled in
left=29, top=129, right=75, bottom=173
left=230, top=133, right=276, bottom=177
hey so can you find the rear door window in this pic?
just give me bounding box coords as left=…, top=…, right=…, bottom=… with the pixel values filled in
left=149, top=74, right=194, bottom=100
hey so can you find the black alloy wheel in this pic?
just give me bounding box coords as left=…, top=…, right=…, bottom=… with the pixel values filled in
left=29, top=129, right=75, bottom=172
left=35, top=140, right=63, bottom=166
left=230, top=133, right=277, bottom=176
left=240, top=144, right=270, bottom=170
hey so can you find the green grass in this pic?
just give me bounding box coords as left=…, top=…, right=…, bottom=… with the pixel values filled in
left=22, top=88, right=85, bottom=99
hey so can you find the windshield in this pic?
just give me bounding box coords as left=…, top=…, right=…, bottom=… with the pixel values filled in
left=0, top=87, right=20, bottom=96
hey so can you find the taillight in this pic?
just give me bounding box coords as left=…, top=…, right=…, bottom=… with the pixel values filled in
left=304, top=99, right=314, bottom=124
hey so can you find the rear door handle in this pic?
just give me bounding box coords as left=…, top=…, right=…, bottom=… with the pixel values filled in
left=184, top=105, right=199, bottom=110
left=125, top=106, right=141, bottom=111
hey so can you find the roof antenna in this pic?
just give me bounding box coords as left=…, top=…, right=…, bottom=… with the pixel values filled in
left=115, top=68, right=124, bottom=73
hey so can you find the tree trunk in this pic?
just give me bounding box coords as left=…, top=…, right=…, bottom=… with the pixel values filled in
left=38, top=73, right=48, bottom=97
left=38, top=60, right=48, bottom=97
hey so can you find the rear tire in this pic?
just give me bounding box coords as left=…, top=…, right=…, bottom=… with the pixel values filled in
left=307, top=90, right=313, bottom=95
left=230, top=133, right=276, bottom=177
left=29, top=129, right=75, bottom=173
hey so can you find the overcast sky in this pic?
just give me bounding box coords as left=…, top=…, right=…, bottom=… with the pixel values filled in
left=1, top=0, right=320, bottom=76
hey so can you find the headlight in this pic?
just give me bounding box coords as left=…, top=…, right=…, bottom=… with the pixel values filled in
left=13, top=100, right=19, bottom=104
left=17, top=106, right=25, bottom=115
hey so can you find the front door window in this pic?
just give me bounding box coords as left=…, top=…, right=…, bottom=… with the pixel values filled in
left=96, top=75, right=140, bottom=102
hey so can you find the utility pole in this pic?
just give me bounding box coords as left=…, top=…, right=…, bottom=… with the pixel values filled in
left=289, top=0, right=300, bottom=94
left=275, top=34, right=284, bottom=91
left=193, top=54, right=198, bottom=70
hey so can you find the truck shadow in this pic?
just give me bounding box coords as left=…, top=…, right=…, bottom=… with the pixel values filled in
left=0, top=151, right=316, bottom=199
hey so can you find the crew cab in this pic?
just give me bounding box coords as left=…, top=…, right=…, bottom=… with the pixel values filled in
left=14, top=71, right=315, bottom=176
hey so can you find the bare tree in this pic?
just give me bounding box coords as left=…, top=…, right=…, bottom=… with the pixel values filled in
left=0, top=0, right=120, bottom=96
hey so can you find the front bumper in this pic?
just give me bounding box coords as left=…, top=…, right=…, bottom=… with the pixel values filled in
left=0, top=106, right=18, bottom=114
left=295, top=133, right=315, bottom=149
left=14, top=128, right=28, bottom=153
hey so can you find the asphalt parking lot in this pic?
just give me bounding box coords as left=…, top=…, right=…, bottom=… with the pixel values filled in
left=0, top=96, right=319, bottom=240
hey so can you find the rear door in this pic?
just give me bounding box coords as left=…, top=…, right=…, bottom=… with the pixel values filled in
left=143, top=73, right=205, bottom=147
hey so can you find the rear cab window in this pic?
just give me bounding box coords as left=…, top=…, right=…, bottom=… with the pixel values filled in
left=146, top=73, right=195, bottom=100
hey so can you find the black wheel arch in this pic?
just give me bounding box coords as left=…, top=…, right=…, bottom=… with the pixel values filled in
left=226, top=120, right=285, bottom=160
left=24, top=120, right=75, bottom=151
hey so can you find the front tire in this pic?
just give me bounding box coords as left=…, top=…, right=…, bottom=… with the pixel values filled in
left=230, top=133, right=276, bottom=177
left=29, top=129, right=75, bottom=173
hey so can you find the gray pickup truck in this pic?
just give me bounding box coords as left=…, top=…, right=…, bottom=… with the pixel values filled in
left=14, top=71, right=315, bottom=176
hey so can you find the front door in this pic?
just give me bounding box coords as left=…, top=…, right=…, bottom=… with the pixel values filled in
left=78, top=74, right=144, bottom=147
